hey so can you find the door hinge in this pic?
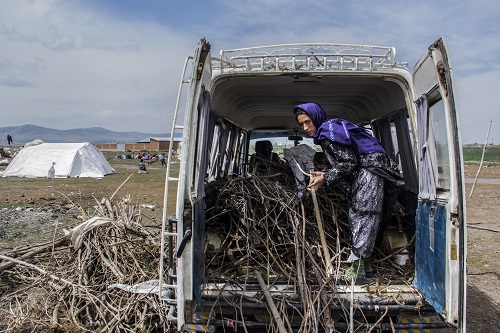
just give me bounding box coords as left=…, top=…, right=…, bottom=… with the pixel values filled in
left=450, top=212, right=460, bottom=228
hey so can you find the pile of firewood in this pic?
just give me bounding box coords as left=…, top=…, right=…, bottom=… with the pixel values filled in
left=0, top=170, right=415, bottom=333
left=204, top=174, right=351, bottom=280
left=0, top=195, right=171, bottom=333
left=203, top=173, right=415, bottom=332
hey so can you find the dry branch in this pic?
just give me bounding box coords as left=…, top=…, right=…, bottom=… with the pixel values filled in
left=0, top=167, right=416, bottom=332
left=203, top=171, right=415, bottom=332
left=469, top=119, right=493, bottom=198
left=0, top=195, right=171, bottom=333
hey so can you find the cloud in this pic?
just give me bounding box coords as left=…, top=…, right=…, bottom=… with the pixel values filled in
left=456, top=67, right=500, bottom=144
left=0, top=55, right=45, bottom=87
left=0, top=23, right=39, bottom=43
left=41, top=27, right=78, bottom=51
left=79, top=35, right=141, bottom=52
left=1, top=0, right=500, bottom=142
left=0, top=0, right=194, bottom=132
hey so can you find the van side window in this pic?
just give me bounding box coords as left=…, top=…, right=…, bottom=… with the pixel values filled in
left=429, top=99, right=450, bottom=191
left=206, top=118, right=246, bottom=181
left=373, top=111, right=418, bottom=194
left=206, top=121, right=221, bottom=182
left=389, top=121, right=401, bottom=168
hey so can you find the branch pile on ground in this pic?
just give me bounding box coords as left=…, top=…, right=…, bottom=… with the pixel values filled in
left=204, top=174, right=415, bottom=332
left=0, top=195, right=171, bottom=333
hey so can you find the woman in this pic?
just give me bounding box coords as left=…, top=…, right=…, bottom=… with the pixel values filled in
left=294, top=102, right=398, bottom=279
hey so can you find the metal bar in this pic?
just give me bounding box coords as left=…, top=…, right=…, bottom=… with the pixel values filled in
left=190, top=319, right=449, bottom=330
left=221, top=43, right=394, bottom=55
left=167, top=217, right=176, bottom=285
left=229, top=52, right=391, bottom=60
left=158, top=55, right=193, bottom=299
left=198, top=300, right=435, bottom=313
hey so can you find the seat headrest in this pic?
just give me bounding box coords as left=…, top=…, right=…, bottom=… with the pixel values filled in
left=255, top=140, right=273, bottom=159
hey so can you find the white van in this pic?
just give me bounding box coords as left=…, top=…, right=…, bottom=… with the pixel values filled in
left=160, top=38, right=466, bottom=332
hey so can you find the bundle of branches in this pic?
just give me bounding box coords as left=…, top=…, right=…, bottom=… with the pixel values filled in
left=204, top=174, right=415, bottom=332
left=0, top=196, right=171, bottom=333
left=205, top=174, right=351, bottom=279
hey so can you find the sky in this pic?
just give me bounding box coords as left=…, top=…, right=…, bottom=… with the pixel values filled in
left=0, top=0, right=499, bottom=144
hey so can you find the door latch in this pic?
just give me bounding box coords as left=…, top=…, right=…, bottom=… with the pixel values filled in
left=176, top=229, right=192, bottom=258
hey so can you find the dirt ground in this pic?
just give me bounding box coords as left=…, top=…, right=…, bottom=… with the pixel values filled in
left=0, top=160, right=499, bottom=332
left=462, top=163, right=500, bottom=332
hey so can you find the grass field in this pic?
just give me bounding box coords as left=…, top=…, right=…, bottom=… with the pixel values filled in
left=462, top=146, right=500, bottom=162
left=1, top=148, right=499, bottom=331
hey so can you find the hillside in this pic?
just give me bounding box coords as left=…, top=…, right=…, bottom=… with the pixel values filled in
left=0, top=124, right=169, bottom=145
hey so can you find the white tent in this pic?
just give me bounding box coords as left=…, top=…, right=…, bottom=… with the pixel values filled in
left=1, top=142, right=115, bottom=178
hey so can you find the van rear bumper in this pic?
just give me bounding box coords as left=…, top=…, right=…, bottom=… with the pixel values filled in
left=181, top=279, right=451, bottom=332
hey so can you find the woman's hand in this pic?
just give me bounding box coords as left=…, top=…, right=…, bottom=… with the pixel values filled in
left=308, top=171, right=326, bottom=192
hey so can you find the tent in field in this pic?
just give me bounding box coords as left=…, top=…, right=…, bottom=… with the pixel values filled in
left=1, top=142, right=115, bottom=178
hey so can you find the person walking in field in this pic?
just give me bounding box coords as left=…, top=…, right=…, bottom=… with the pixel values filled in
left=159, top=153, right=166, bottom=167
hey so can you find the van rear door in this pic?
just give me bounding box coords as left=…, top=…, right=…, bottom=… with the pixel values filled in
left=412, top=37, right=466, bottom=332
left=176, top=38, right=212, bottom=330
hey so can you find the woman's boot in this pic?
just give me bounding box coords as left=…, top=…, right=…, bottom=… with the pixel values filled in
left=345, top=259, right=365, bottom=280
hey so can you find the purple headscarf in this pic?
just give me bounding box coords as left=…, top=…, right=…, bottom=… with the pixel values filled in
left=293, top=102, right=386, bottom=155
left=293, top=102, right=328, bottom=130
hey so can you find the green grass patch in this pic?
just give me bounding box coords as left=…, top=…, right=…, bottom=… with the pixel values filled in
left=463, top=146, right=500, bottom=162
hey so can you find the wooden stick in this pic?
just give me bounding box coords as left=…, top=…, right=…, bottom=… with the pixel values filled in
left=367, top=306, right=389, bottom=333
left=310, top=188, right=333, bottom=277
left=312, top=266, right=333, bottom=330
left=255, top=271, right=289, bottom=333
left=110, top=172, right=135, bottom=201
left=0, top=254, right=78, bottom=288
left=349, top=278, right=354, bottom=333
left=469, top=119, right=492, bottom=198
left=0, top=237, right=68, bottom=272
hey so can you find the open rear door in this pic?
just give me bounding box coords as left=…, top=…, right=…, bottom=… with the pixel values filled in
left=175, top=38, right=212, bottom=331
left=412, top=37, right=466, bottom=332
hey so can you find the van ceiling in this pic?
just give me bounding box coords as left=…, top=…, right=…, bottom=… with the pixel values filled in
left=210, top=74, right=407, bottom=131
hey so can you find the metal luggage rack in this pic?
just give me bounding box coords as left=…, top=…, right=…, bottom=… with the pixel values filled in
left=214, top=43, right=408, bottom=73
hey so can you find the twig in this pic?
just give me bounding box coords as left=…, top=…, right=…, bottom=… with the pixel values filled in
left=0, top=237, right=68, bottom=273
left=467, top=225, right=500, bottom=233
left=0, top=254, right=79, bottom=288
left=349, top=278, right=354, bottom=333
left=374, top=233, right=415, bottom=263
left=469, top=119, right=492, bottom=198
left=110, top=172, right=135, bottom=201
left=367, top=306, right=389, bottom=333
left=255, top=271, right=289, bottom=333
left=310, top=188, right=333, bottom=277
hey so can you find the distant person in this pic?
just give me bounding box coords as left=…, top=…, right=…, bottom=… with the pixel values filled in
left=138, top=160, right=148, bottom=174
left=159, top=153, right=166, bottom=167
left=7, top=134, right=13, bottom=145
left=47, top=162, right=56, bottom=179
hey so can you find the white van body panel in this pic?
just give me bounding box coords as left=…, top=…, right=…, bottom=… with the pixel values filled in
left=175, top=40, right=213, bottom=328
left=412, top=38, right=466, bottom=331
left=165, top=38, right=466, bottom=332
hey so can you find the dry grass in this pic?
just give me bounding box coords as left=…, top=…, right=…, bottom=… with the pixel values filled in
left=0, top=156, right=180, bottom=332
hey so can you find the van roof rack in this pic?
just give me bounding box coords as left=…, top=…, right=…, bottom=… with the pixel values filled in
left=214, top=43, right=408, bottom=73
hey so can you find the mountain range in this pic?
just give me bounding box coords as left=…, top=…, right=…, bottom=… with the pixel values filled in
left=0, top=124, right=170, bottom=145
